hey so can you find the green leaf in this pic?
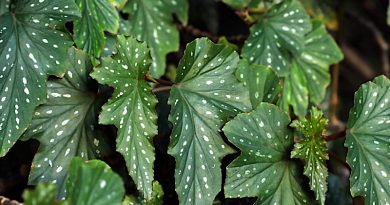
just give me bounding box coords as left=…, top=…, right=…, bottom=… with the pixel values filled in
left=66, top=158, right=125, bottom=205
left=163, top=0, right=188, bottom=25
left=122, top=0, right=185, bottom=77
left=387, top=2, right=390, bottom=26
left=291, top=107, right=329, bottom=205
left=22, top=47, right=110, bottom=197
left=109, top=0, right=128, bottom=8
left=222, top=0, right=260, bottom=9
left=223, top=103, right=310, bottom=205
left=236, top=59, right=280, bottom=108
left=345, top=76, right=390, bottom=205
left=74, top=0, right=120, bottom=57
left=300, top=0, right=338, bottom=30
left=280, top=21, right=343, bottom=117
left=0, top=0, right=10, bottom=16
left=242, top=0, right=311, bottom=76
left=168, top=38, right=251, bottom=205
left=122, top=181, right=164, bottom=205
left=0, top=0, right=80, bottom=157
left=90, top=35, right=157, bottom=199
left=23, top=183, right=69, bottom=205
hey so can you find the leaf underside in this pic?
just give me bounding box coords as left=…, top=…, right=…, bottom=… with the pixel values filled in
left=223, top=103, right=310, bottom=205
left=22, top=47, right=110, bottom=198
left=0, top=0, right=80, bottom=157
left=345, top=76, right=390, bottom=205
left=91, top=35, right=158, bottom=199
left=168, top=38, right=251, bottom=205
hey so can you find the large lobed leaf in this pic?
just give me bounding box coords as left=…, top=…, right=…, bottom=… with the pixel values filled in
left=223, top=103, right=310, bottom=205
left=168, top=38, right=251, bottom=205
left=122, top=0, right=188, bottom=78
left=73, top=0, right=120, bottom=57
left=91, top=35, right=158, bottom=199
left=22, top=47, right=110, bottom=197
left=345, top=76, right=390, bottom=205
left=291, top=107, right=329, bottom=205
left=242, top=0, right=312, bottom=76
left=0, top=0, right=80, bottom=157
left=66, top=158, right=125, bottom=205
left=280, top=21, right=343, bottom=117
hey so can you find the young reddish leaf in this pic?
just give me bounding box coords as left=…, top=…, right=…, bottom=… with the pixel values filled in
left=22, top=47, right=110, bottom=198
left=168, top=38, right=251, bottom=205
left=90, top=35, right=158, bottom=199
left=291, top=107, right=329, bottom=205
left=66, top=158, right=125, bottom=205
left=0, top=0, right=80, bottom=157
left=122, top=0, right=187, bottom=77
left=280, top=21, right=343, bottom=117
left=73, top=0, right=120, bottom=57
left=223, top=103, right=310, bottom=205
left=236, top=59, right=280, bottom=108
left=242, top=0, right=312, bottom=76
left=345, top=76, right=390, bottom=205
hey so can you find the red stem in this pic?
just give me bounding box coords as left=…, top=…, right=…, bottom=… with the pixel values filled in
left=152, top=86, right=172, bottom=94
left=325, top=130, right=346, bottom=142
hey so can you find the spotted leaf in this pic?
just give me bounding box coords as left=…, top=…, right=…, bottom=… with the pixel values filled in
left=0, top=0, right=80, bottom=157
left=22, top=48, right=110, bottom=198
left=168, top=38, right=251, bottom=205
left=236, top=59, right=280, bottom=108
left=122, top=181, right=164, bottom=205
left=0, top=0, right=10, bottom=16
left=90, top=35, right=157, bottom=199
left=23, top=183, right=69, bottom=205
left=242, top=0, right=311, bottom=76
left=291, top=107, right=329, bottom=205
left=280, top=21, right=343, bottom=117
left=74, top=0, right=120, bottom=57
left=66, top=158, right=125, bottom=205
left=122, top=0, right=187, bottom=77
left=345, top=76, right=390, bottom=205
left=223, top=103, right=310, bottom=205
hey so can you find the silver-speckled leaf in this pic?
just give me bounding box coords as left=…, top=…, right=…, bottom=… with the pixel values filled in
left=23, top=48, right=110, bottom=198
left=0, top=0, right=80, bottom=157
left=236, top=59, right=280, bottom=108
left=90, top=35, right=158, bottom=199
left=223, top=103, right=310, bottom=205
left=168, top=38, right=251, bottom=205
left=0, top=0, right=10, bottom=16
left=242, top=0, right=311, bottom=76
left=345, top=76, right=390, bottom=205
left=66, top=158, right=125, bottom=205
left=122, top=0, right=187, bottom=77
left=74, top=0, right=119, bottom=57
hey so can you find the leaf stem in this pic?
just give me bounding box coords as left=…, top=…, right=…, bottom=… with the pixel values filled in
left=328, top=151, right=351, bottom=171
left=152, top=86, right=172, bottom=94
left=325, top=130, right=346, bottom=142
left=145, top=73, right=173, bottom=86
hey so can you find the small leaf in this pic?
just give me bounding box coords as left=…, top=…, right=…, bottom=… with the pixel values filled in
left=0, top=0, right=80, bottom=157
left=345, top=76, right=390, bottom=205
left=23, top=183, right=69, bottom=205
left=74, top=0, right=120, bottom=57
left=291, top=107, right=329, bottom=205
left=242, top=0, right=311, bottom=76
left=66, top=158, right=125, bottom=205
left=91, top=35, right=157, bottom=199
left=223, top=103, right=310, bottom=205
left=236, top=59, right=280, bottom=108
left=280, top=21, right=343, bottom=117
left=122, top=181, right=164, bottom=205
left=168, top=38, right=251, bottom=205
left=22, top=47, right=110, bottom=198
left=122, top=0, right=187, bottom=77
